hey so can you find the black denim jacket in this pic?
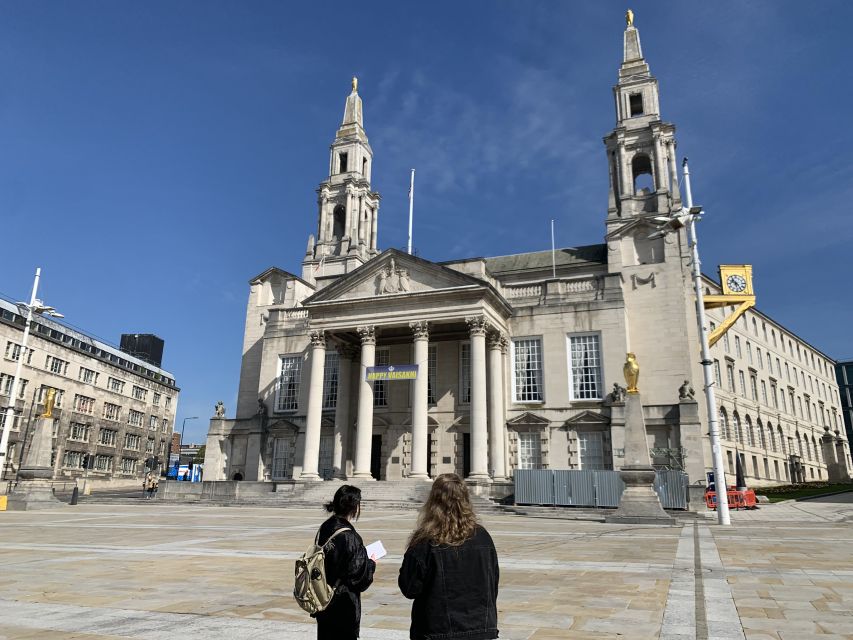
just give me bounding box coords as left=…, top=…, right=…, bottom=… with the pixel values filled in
left=398, top=526, right=499, bottom=640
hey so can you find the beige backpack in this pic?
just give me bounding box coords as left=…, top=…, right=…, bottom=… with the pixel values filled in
left=293, top=527, right=351, bottom=615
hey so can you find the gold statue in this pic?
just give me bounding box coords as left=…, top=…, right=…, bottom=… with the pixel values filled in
left=41, top=388, right=56, bottom=418
left=352, top=76, right=358, bottom=93
left=626, top=9, right=634, bottom=27
left=623, top=353, right=640, bottom=394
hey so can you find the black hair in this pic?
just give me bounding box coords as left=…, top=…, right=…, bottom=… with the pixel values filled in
left=324, top=485, right=362, bottom=519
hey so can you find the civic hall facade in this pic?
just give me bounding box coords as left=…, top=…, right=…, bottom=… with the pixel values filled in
left=205, top=23, right=850, bottom=495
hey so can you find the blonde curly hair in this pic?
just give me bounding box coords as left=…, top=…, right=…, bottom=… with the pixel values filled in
left=408, top=473, right=478, bottom=548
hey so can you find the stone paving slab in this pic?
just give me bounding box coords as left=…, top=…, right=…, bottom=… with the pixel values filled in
left=0, top=496, right=851, bottom=639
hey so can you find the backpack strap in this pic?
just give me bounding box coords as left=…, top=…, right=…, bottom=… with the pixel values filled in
left=315, top=526, right=352, bottom=547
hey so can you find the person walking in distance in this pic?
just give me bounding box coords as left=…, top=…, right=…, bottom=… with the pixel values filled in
left=314, top=485, right=376, bottom=640
left=398, top=473, right=500, bottom=640
left=143, top=472, right=154, bottom=499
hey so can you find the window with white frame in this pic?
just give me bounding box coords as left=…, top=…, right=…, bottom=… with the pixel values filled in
left=512, top=338, right=544, bottom=402
left=374, top=348, right=390, bottom=407
left=723, top=333, right=730, bottom=353
left=568, top=334, right=602, bottom=400
left=747, top=342, right=753, bottom=365
left=0, top=373, right=29, bottom=399
left=459, top=343, right=471, bottom=405
left=735, top=336, right=742, bottom=358
left=738, top=370, right=746, bottom=397
left=74, top=394, right=95, bottom=414
left=132, top=386, right=147, bottom=401
left=750, top=375, right=758, bottom=401
left=578, top=431, right=606, bottom=469
left=69, top=422, right=90, bottom=442
left=427, top=345, right=437, bottom=405
left=120, top=457, right=137, bottom=474
left=124, top=433, right=141, bottom=450
left=322, top=351, right=339, bottom=410
left=726, top=365, right=735, bottom=391
left=63, top=450, right=86, bottom=469
left=46, top=355, right=68, bottom=375
left=714, top=360, right=721, bottom=387
left=275, top=355, right=302, bottom=412
left=272, top=437, right=294, bottom=479
left=79, top=367, right=98, bottom=384
left=107, top=377, right=125, bottom=394
left=761, top=380, right=768, bottom=405
left=149, top=415, right=157, bottom=430
left=146, top=437, right=155, bottom=453
left=128, top=409, right=144, bottom=427
left=757, top=348, right=763, bottom=370
left=94, top=454, right=113, bottom=471
left=153, top=393, right=161, bottom=407
left=98, top=428, right=117, bottom=446
left=158, top=440, right=166, bottom=456
left=103, top=402, right=121, bottom=421
left=165, top=396, right=172, bottom=410
left=516, top=432, right=542, bottom=469
left=161, top=418, right=169, bottom=432
left=5, top=341, right=33, bottom=363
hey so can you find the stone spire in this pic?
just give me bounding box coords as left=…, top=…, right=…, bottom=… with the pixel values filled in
left=341, top=76, right=364, bottom=131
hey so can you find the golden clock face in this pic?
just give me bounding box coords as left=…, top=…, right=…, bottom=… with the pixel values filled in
left=726, top=274, right=747, bottom=293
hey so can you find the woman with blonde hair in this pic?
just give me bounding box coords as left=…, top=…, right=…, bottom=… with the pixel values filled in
left=398, top=473, right=499, bottom=640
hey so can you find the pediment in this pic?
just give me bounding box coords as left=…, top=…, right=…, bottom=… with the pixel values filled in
left=506, top=412, right=551, bottom=427
left=563, top=411, right=610, bottom=426
left=304, top=249, right=489, bottom=305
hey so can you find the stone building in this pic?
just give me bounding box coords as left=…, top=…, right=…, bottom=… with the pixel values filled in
left=205, top=21, right=848, bottom=495
left=835, top=359, right=853, bottom=466
left=0, top=298, right=179, bottom=489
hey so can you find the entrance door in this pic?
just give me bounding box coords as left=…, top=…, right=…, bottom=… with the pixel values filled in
left=371, top=435, right=382, bottom=480
left=578, top=432, right=605, bottom=470
left=319, top=435, right=334, bottom=480
left=462, top=433, right=471, bottom=478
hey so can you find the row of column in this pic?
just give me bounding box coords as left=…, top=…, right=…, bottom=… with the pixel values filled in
left=299, top=316, right=508, bottom=482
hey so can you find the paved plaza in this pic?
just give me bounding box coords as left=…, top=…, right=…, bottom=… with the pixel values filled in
left=1, top=495, right=852, bottom=639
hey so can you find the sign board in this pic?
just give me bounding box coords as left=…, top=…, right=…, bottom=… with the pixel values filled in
left=365, top=364, right=418, bottom=381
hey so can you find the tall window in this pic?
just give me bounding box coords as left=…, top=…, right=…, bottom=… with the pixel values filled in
left=747, top=342, right=753, bottom=365
left=719, top=408, right=730, bottom=440
left=757, top=349, right=763, bottom=369
left=578, top=432, right=605, bottom=470
left=723, top=333, right=730, bottom=353
left=427, top=345, right=437, bottom=405
left=275, top=355, right=302, bottom=412
left=513, top=338, right=544, bottom=402
left=727, top=365, right=735, bottom=391
left=735, top=337, right=742, bottom=358
left=568, top=334, right=602, bottom=400
left=761, top=380, right=768, bottom=405
left=517, top=432, right=542, bottom=469
left=750, top=375, right=758, bottom=401
left=733, top=413, right=742, bottom=444
left=746, top=416, right=755, bottom=446
left=322, top=352, right=339, bottom=410
left=272, top=437, right=294, bottom=479
left=767, top=424, right=776, bottom=452
left=738, top=370, right=746, bottom=397
left=714, top=360, right=721, bottom=387
left=459, top=343, right=471, bottom=404
left=374, top=348, right=390, bottom=407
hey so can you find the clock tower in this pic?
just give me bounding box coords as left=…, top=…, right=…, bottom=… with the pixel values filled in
left=302, top=78, right=381, bottom=285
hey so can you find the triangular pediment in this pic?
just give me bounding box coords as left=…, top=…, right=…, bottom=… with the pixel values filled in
left=506, top=412, right=551, bottom=427
left=563, top=411, right=610, bottom=426
left=304, top=249, right=490, bottom=305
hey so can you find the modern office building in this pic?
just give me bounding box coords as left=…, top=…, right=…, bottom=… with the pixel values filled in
left=835, top=359, right=853, bottom=465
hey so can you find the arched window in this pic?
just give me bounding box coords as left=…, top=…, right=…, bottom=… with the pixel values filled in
left=778, top=426, right=786, bottom=454
left=756, top=419, right=765, bottom=449
left=797, top=433, right=804, bottom=457
left=719, top=408, right=729, bottom=440
left=767, top=423, right=776, bottom=452
left=745, top=416, right=755, bottom=446
left=632, top=154, right=654, bottom=195
left=733, top=412, right=742, bottom=444
left=813, top=437, right=821, bottom=464
left=332, top=205, right=346, bottom=239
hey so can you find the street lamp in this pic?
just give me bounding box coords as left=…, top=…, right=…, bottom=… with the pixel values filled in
left=0, top=268, right=64, bottom=482
left=648, top=159, right=731, bottom=526
left=177, top=416, right=198, bottom=479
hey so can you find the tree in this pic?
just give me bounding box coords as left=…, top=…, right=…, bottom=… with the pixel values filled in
left=193, top=445, right=206, bottom=464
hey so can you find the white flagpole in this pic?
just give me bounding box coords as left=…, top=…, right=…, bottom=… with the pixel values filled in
left=407, top=169, right=415, bottom=255
left=550, top=219, right=556, bottom=278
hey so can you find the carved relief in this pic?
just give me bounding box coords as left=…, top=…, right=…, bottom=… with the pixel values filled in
left=487, top=331, right=508, bottom=351
left=309, top=330, right=326, bottom=348
left=376, top=257, right=411, bottom=295
left=409, top=321, right=430, bottom=340
left=466, top=315, right=489, bottom=337
left=357, top=325, right=376, bottom=345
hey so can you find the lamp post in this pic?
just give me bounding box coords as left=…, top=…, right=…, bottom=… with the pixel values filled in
left=177, top=416, right=198, bottom=479
left=648, top=160, right=731, bottom=526
left=0, top=268, right=64, bottom=483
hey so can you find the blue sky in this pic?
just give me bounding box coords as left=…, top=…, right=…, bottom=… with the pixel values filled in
left=1, top=2, right=851, bottom=443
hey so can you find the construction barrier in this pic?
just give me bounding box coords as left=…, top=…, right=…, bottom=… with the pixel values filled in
left=0, top=495, right=6, bottom=511
left=704, top=488, right=758, bottom=510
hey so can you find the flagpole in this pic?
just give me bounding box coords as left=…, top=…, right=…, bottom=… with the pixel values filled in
left=550, top=219, right=556, bottom=278
left=407, top=169, right=415, bottom=255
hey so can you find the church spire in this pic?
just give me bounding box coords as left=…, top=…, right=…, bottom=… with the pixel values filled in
left=341, top=76, right=364, bottom=129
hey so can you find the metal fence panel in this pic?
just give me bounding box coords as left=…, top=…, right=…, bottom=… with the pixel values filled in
left=554, top=470, right=596, bottom=506
left=654, top=470, right=688, bottom=509
left=514, top=469, right=554, bottom=505
left=594, top=470, right=625, bottom=507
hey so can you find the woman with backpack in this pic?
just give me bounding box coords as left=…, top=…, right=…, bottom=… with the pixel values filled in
left=398, top=473, right=500, bottom=640
left=312, top=485, right=376, bottom=640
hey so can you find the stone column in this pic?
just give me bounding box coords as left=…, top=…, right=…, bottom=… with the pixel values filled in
left=487, top=331, right=507, bottom=480
left=666, top=141, right=681, bottom=201
left=333, top=345, right=356, bottom=479
left=370, top=208, right=378, bottom=252
left=467, top=316, right=490, bottom=480
left=409, top=321, right=430, bottom=480
left=345, top=189, right=353, bottom=239
left=618, top=140, right=632, bottom=196
left=300, top=331, right=326, bottom=480
left=352, top=326, right=376, bottom=479
left=653, top=133, right=666, bottom=191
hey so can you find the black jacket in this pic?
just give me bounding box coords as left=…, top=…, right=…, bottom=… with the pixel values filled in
left=313, top=515, right=376, bottom=640
left=398, top=526, right=499, bottom=640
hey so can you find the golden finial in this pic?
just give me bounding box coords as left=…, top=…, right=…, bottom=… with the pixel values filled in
left=626, top=9, right=634, bottom=27
left=41, top=388, right=56, bottom=418
left=352, top=76, right=358, bottom=93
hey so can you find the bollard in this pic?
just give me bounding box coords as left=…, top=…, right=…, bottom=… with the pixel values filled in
left=70, top=487, right=79, bottom=505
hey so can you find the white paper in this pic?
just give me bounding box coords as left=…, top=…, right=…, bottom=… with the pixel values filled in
left=366, top=540, right=387, bottom=560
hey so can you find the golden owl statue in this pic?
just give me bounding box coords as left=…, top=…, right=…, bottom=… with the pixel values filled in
left=626, top=9, right=634, bottom=27
left=41, top=388, right=57, bottom=418
left=623, top=353, right=640, bottom=394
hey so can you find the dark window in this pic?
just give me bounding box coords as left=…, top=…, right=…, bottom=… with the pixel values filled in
left=339, top=152, right=348, bottom=173
left=629, top=93, right=644, bottom=116
left=632, top=154, right=654, bottom=194
left=362, top=157, right=367, bottom=175
left=332, top=205, right=346, bottom=239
